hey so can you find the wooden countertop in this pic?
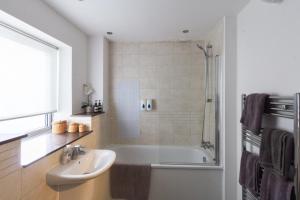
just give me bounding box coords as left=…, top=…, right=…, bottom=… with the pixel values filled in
left=72, top=111, right=105, bottom=117
left=21, top=130, right=93, bottom=167
left=0, top=133, right=27, bottom=145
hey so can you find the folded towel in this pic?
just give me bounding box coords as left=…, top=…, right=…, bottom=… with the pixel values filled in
left=282, top=133, right=295, bottom=180
left=240, top=93, right=269, bottom=134
left=260, top=168, right=295, bottom=200
left=239, top=150, right=262, bottom=197
left=260, top=128, right=273, bottom=168
left=271, top=129, right=287, bottom=175
left=260, top=128, right=294, bottom=178
left=110, top=163, right=151, bottom=200
left=239, top=150, right=250, bottom=186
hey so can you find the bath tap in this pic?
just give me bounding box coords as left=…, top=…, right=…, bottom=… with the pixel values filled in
left=206, top=143, right=214, bottom=149
left=202, top=142, right=214, bottom=150
left=201, top=141, right=209, bottom=149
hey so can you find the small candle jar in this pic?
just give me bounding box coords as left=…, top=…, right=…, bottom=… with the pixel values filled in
left=52, top=121, right=67, bottom=134
left=68, top=123, right=79, bottom=133
left=79, top=124, right=87, bottom=133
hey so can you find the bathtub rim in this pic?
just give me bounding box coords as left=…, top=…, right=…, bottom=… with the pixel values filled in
left=107, top=144, right=223, bottom=170
left=151, top=164, right=223, bottom=170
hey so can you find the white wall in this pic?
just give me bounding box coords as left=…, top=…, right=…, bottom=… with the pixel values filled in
left=237, top=0, right=300, bottom=198
left=88, top=36, right=109, bottom=111
left=0, top=0, right=88, bottom=114
left=223, top=16, right=238, bottom=200
left=88, top=36, right=110, bottom=147
left=88, top=37, right=103, bottom=104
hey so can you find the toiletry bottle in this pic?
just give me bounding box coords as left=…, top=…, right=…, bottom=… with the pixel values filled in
left=93, top=100, right=98, bottom=113
left=98, top=100, right=103, bottom=112
left=97, top=100, right=100, bottom=112
left=97, top=100, right=101, bottom=112
left=98, top=100, right=101, bottom=112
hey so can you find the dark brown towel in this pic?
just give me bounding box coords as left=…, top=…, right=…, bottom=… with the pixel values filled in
left=271, top=129, right=286, bottom=173
left=239, top=150, right=250, bottom=186
left=110, top=163, right=151, bottom=200
left=239, top=150, right=262, bottom=197
left=240, top=93, right=269, bottom=134
left=260, top=128, right=294, bottom=178
left=260, top=168, right=295, bottom=200
left=260, top=128, right=273, bottom=168
left=282, top=133, right=295, bottom=180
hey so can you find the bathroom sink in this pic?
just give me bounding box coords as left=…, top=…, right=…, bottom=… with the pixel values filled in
left=47, top=149, right=116, bottom=185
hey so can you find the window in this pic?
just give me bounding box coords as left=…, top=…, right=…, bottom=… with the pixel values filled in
left=0, top=22, right=59, bottom=135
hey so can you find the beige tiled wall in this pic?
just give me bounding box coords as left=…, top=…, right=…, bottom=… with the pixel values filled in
left=109, top=41, right=211, bottom=146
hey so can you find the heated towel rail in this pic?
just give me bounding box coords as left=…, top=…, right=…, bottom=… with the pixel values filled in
left=241, top=93, right=300, bottom=200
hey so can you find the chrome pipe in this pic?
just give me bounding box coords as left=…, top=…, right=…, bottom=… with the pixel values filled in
left=269, top=96, right=294, bottom=100
left=242, top=133, right=261, bottom=143
left=214, top=55, right=221, bottom=165
left=265, top=112, right=294, bottom=119
left=241, top=94, right=247, bottom=153
left=268, top=107, right=294, bottom=113
left=294, top=93, right=300, bottom=200
left=268, top=102, right=294, bottom=106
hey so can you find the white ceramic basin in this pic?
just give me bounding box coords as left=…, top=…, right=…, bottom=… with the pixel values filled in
left=47, top=149, right=116, bottom=185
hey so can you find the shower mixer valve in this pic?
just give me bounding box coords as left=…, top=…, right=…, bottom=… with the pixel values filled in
left=202, top=141, right=214, bottom=149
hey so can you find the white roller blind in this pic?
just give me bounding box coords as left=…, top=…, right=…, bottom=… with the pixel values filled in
left=0, top=24, right=59, bottom=121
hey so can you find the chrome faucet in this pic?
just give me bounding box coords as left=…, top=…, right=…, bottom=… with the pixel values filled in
left=71, top=145, right=86, bottom=160
left=60, top=145, right=86, bottom=164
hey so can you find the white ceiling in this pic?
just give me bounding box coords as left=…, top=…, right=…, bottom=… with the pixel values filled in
left=43, top=0, right=249, bottom=42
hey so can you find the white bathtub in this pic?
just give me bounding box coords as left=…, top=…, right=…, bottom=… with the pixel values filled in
left=109, top=145, right=223, bottom=200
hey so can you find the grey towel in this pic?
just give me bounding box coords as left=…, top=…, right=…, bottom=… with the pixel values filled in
left=260, top=128, right=294, bottom=178
left=282, top=133, right=295, bottom=180
left=271, top=129, right=286, bottom=175
left=260, top=168, right=295, bottom=200
left=239, top=150, right=262, bottom=197
left=239, top=150, right=250, bottom=186
left=260, top=128, right=273, bottom=168
left=110, top=163, right=151, bottom=200
left=240, top=93, right=269, bottom=134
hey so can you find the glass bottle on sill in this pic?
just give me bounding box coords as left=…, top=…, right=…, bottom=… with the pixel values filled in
left=93, top=100, right=99, bottom=113
left=98, top=100, right=103, bottom=112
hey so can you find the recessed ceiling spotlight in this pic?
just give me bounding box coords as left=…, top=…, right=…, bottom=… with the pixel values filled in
left=182, top=29, right=190, bottom=34
left=78, top=0, right=84, bottom=1
left=262, top=0, right=283, bottom=3
left=107, top=32, right=113, bottom=35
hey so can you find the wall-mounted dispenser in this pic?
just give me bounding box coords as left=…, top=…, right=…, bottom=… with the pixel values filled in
left=140, top=99, right=146, bottom=111
left=146, top=99, right=153, bottom=111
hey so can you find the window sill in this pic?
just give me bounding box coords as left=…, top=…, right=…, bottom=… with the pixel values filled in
left=0, top=133, right=27, bottom=145
left=72, top=111, right=105, bottom=117
left=21, top=130, right=93, bottom=167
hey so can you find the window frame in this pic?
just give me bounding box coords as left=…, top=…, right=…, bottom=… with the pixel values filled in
left=0, top=113, right=53, bottom=137
left=27, top=113, right=53, bottom=137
